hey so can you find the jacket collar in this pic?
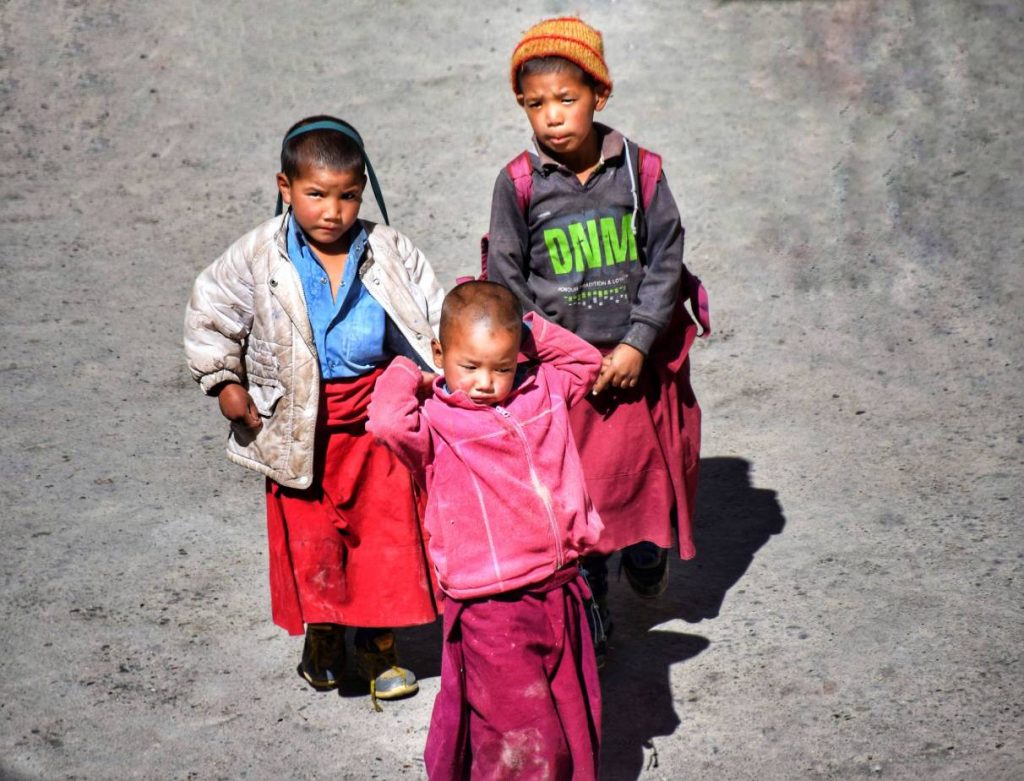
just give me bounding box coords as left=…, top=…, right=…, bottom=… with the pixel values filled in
left=267, top=211, right=314, bottom=354
left=273, top=211, right=290, bottom=258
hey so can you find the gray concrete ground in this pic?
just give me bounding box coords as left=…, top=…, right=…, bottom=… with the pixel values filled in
left=1, top=1, right=1021, bottom=778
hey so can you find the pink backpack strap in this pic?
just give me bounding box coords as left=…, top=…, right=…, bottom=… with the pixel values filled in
left=506, top=150, right=535, bottom=216
left=637, top=147, right=662, bottom=211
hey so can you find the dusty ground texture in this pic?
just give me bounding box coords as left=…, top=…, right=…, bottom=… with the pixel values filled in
left=1, top=1, right=1021, bottom=779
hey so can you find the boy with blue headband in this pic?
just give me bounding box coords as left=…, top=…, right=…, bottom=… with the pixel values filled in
left=185, top=115, right=444, bottom=707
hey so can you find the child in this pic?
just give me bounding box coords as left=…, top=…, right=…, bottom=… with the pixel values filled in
left=184, top=115, right=444, bottom=706
left=367, top=281, right=604, bottom=779
left=485, top=18, right=707, bottom=660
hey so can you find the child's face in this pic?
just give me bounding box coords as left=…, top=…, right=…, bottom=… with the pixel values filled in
left=517, top=69, right=609, bottom=169
left=432, top=321, right=521, bottom=406
left=276, top=165, right=366, bottom=254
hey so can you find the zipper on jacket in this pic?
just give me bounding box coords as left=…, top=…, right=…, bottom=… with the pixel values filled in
left=494, top=405, right=563, bottom=569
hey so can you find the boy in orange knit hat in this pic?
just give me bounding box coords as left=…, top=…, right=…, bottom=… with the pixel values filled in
left=487, top=16, right=707, bottom=667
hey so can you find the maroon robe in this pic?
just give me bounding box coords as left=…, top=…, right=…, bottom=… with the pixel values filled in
left=424, top=568, right=601, bottom=780
left=569, top=304, right=701, bottom=558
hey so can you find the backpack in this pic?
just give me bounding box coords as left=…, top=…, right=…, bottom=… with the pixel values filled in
left=469, top=145, right=710, bottom=337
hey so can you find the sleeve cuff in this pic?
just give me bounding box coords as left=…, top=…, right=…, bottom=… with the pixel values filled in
left=200, top=369, right=242, bottom=395
left=621, top=322, right=659, bottom=356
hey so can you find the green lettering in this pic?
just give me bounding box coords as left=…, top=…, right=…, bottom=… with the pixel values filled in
left=544, top=229, right=572, bottom=275
left=600, top=217, right=628, bottom=264
left=587, top=219, right=601, bottom=266
left=569, top=222, right=601, bottom=271
left=625, top=215, right=637, bottom=261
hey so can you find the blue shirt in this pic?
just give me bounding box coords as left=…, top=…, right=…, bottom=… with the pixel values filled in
left=287, top=217, right=389, bottom=379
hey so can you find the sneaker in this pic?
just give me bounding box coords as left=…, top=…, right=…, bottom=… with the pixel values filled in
left=621, top=542, right=670, bottom=598
left=355, top=631, right=418, bottom=710
left=297, top=623, right=346, bottom=691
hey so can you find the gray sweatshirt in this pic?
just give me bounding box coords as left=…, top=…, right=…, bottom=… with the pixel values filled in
left=486, top=124, right=686, bottom=355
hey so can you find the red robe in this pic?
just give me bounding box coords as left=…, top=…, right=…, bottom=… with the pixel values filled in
left=569, top=303, right=701, bottom=559
left=265, top=369, right=439, bottom=634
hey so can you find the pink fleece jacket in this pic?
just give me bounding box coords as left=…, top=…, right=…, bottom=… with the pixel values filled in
left=367, top=313, right=604, bottom=600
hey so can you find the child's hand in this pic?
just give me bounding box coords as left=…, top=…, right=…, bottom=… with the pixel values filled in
left=419, top=371, right=438, bottom=394
left=592, top=344, right=645, bottom=395
left=217, top=382, right=262, bottom=430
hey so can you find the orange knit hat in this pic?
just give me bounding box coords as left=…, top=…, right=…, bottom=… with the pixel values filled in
left=510, top=16, right=612, bottom=94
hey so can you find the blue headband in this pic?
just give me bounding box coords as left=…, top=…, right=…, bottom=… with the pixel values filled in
left=275, top=119, right=389, bottom=225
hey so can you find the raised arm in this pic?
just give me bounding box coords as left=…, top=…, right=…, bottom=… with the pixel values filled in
left=520, top=312, right=602, bottom=407
left=366, top=356, right=434, bottom=475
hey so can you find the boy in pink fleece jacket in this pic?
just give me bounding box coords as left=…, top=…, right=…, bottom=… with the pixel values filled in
left=367, top=281, right=604, bottom=779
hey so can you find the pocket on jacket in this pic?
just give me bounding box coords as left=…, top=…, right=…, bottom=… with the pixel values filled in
left=248, top=376, right=285, bottom=417
left=246, top=335, right=279, bottom=364
left=244, top=339, right=283, bottom=417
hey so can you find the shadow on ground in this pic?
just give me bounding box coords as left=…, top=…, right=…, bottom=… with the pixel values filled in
left=599, top=456, right=786, bottom=778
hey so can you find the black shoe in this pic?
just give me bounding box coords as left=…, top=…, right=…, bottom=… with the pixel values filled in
left=297, top=623, right=346, bottom=691
left=621, top=542, right=670, bottom=598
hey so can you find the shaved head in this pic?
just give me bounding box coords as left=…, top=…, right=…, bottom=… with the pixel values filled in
left=439, top=281, right=523, bottom=346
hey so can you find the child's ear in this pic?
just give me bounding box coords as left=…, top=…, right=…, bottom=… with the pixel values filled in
left=516, top=93, right=526, bottom=108
left=276, top=173, right=292, bottom=206
left=431, top=339, right=444, bottom=369
left=594, top=84, right=610, bottom=112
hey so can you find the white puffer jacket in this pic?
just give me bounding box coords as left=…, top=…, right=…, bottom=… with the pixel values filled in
left=184, top=214, right=444, bottom=488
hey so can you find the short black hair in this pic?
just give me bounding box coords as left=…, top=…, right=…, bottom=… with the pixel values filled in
left=439, top=281, right=523, bottom=346
left=515, top=56, right=598, bottom=94
left=280, top=114, right=365, bottom=180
